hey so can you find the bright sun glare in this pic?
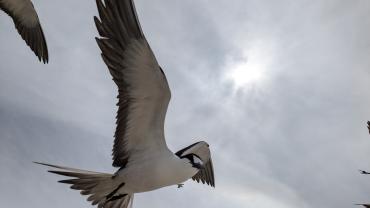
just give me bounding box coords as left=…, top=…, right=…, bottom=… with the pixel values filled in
left=229, top=58, right=265, bottom=88
left=226, top=40, right=275, bottom=89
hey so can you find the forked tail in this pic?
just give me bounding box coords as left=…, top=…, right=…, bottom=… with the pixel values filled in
left=34, top=162, right=133, bottom=208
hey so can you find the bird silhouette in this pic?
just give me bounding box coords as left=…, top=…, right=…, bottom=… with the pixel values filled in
left=359, top=170, right=370, bottom=175
left=356, top=204, right=370, bottom=208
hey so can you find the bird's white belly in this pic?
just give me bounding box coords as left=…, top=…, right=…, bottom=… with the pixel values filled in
left=117, top=155, right=198, bottom=193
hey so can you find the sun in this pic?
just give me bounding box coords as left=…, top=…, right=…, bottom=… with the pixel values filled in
left=228, top=57, right=265, bottom=88
left=225, top=40, right=275, bottom=89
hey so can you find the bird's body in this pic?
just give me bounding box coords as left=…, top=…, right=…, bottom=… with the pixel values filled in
left=36, top=0, right=214, bottom=207
left=0, top=0, right=48, bottom=62
left=37, top=141, right=212, bottom=207
left=114, top=149, right=198, bottom=193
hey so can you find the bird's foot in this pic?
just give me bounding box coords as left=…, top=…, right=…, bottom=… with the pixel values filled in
left=177, top=184, right=184, bottom=188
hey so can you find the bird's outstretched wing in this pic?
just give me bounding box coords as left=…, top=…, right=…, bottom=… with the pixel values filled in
left=94, top=0, right=171, bottom=168
left=192, top=158, right=215, bottom=187
left=0, top=0, right=48, bottom=63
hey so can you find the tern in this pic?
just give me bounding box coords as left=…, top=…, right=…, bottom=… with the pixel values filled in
left=36, top=0, right=215, bottom=207
left=0, top=0, right=48, bottom=63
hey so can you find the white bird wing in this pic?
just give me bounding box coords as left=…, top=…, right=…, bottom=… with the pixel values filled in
left=94, top=0, right=171, bottom=168
left=192, top=159, right=215, bottom=187
left=0, top=0, right=48, bottom=63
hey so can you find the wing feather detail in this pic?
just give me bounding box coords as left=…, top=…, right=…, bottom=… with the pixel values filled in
left=95, top=0, right=171, bottom=168
left=192, top=159, right=215, bottom=187
left=0, top=0, right=48, bottom=63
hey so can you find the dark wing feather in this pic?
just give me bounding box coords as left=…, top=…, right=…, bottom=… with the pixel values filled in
left=0, top=1, right=48, bottom=63
left=355, top=205, right=370, bottom=208
left=192, top=159, right=215, bottom=187
left=14, top=19, right=49, bottom=63
left=95, top=0, right=171, bottom=168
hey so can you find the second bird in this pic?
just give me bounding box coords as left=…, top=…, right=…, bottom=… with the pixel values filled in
left=0, top=0, right=48, bottom=63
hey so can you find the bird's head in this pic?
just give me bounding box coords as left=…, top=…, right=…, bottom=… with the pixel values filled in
left=175, top=141, right=211, bottom=169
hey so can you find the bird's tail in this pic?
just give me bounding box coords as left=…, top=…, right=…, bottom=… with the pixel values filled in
left=34, top=162, right=134, bottom=208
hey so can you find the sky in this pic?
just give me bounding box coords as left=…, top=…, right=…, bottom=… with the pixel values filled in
left=1, top=0, right=370, bottom=207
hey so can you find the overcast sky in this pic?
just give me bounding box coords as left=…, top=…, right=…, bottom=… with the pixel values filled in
left=1, top=0, right=370, bottom=207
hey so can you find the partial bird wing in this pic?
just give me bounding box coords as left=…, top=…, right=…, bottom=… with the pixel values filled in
left=0, top=0, right=48, bottom=63
left=367, top=121, right=370, bottom=134
left=355, top=204, right=370, bottom=208
left=94, top=0, right=171, bottom=168
left=359, top=169, right=370, bottom=174
left=192, top=158, right=215, bottom=187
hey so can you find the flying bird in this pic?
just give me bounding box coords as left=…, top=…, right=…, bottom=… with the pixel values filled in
left=35, top=0, right=215, bottom=207
left=359, top=170, right=370, bottom=175
left=356, top=204, right=370, bottom=208
left=0, top=0, right=48, bottom=63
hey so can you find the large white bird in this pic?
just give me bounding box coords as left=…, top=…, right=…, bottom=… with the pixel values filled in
left=0, top=0, right=48, bottom=63
left=36, top=0, right=215, bottom=207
